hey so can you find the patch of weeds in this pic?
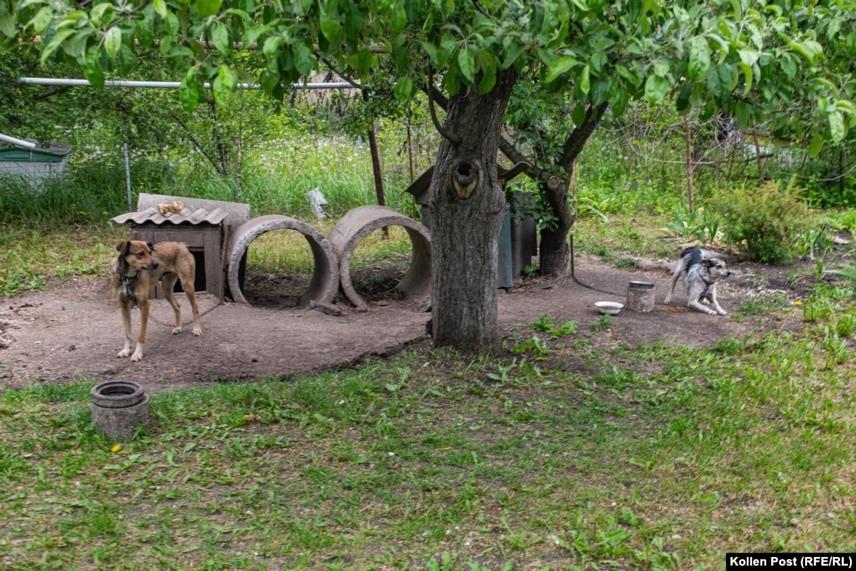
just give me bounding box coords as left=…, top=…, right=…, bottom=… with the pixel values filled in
left=710, top=337, right=744, bottom=355
left=614, top=256, right=638, bottom=269
left=511, top=335, right=549, bottom=359
left=531, top=315, right=578, bottom=338
left=592, top=314, right=613, bottom=331
left=737, top=293, right=786, bottom=317
left=833, top=312, right=856, bottom=338
left=803, top=296, right=834, bottom=323
left=822, top=333, right=849, bottom=367
left=486, top=360, right=519, bottom=384
left=522, top=264, right=540, bottom=279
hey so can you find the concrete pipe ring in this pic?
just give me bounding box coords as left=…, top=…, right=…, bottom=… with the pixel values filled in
left=328, top=206, right=431, bottom=310
left=227, top=215, right=340, bottom=306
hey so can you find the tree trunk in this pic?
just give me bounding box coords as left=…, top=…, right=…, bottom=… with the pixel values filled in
left=538, top=102, right=608, bottom=276
left=539, top=174, right=572, bottom=275
left=430, top=70, right=517, bottom=352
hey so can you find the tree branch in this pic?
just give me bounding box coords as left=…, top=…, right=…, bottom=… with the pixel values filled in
left=426, top=70, right=461, bottom=146
left=169, top=111, right=222, bottom=175
left=320, top=57, right=362, bottom=90
left=560, top=102, right=608, bottom=169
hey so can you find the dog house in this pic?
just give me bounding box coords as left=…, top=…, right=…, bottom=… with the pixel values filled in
left=111, top=193, right=250, bottom=301
left=0, top=140, right=73, bottom=187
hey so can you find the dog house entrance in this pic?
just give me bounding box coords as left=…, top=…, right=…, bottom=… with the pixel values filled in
left=171, top=248, right=207, bottom=294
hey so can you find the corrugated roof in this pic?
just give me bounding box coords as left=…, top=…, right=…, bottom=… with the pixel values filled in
left=0, top=138, right=73, bottom=156
left=111, top=206, right=228, bottom=226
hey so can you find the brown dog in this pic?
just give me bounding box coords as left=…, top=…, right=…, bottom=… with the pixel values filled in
left=111, top=240, right=202, bottom=362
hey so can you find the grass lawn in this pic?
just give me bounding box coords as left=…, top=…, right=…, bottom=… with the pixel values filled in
left=1, top=290, right=854, bottom=569
left=0, top=223, right=123, bottom=297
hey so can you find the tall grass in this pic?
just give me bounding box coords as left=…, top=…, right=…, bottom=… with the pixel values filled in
left=0, top=135, right=417, bottom=225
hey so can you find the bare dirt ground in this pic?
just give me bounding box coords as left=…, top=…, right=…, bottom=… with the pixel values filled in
left=0, top=255, right=774, bottom=394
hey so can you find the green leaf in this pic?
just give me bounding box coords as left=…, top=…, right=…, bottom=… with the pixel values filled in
left=420, top=41, right=438, bottom=66
left=28, top=6, right=52, bottom=34
left=0, top=13, right=14, bottom=38
left=734, top=101, right=751, bottom=128
left=355, top=48, right=373, bottom=75
left=393, top=77, right=413, bottom=101
left=91, top=3, right=113, bottom=26
left=213, top=64, right=236, bottom=107
left=738, top=49, right=759, bottom=67
left=579, top=64, right=590, bottom=95
left=152, top=0, right=167, bottom=18
left=457, top=48, right=475, bottom=83
left=807, top=134, right=824, bottom=157
left=477, top=50, right=497, bottom=94
left=320, top=1, right=340, bottom=42
left=675, top=82, right=692, bottom=111
left=653, top=61, right=669, bottom=78
left=292, top=41, right=314, bottom=76
left=828, top=110, right=845, bottom=143
left=739, top=62, right=752, bottom=95
left=179, top=68, right=203, bottom=112
left=193, top=0, right=222, bottom=17
left=501, top=42, right=524, bottom=70
left=390, top=2, right=407, bottom=34
left=688, top=37, right=710, bottom=82
left=40, top=28, right=74, bottom=64
left=83, top=49, right=105, bottom=89
left=788, top=40, right=822, bottom=63
left=263, top=36, right=283, bottom=58
left=104, top=27, right=122, bottom=58
left=571, top=104, right=585, bottom=126
left=644, top=74, right=670, bottom=104
left=211, top=23, right=229, bottom=56
left=545, top=55, right=580, bottom=83
left=164, top=11, right=179, bottom=36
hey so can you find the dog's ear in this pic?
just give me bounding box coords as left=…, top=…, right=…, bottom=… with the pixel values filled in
left=702, top=259, right=714, bottom=268
left=115, top=241, right=130, bottom=255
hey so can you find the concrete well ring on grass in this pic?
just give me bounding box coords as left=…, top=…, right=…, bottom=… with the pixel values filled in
left=227, top=215, right=340, bottom=306
left=328, top=206, right=431, bottom=309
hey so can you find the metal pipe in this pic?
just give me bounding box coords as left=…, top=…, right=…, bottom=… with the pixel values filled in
left=0, top=133, right=37, bottom=149
left=18, top=77, right=355, bottom=90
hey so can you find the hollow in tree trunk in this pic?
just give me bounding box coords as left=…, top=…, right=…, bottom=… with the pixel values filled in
left=430, top=70, right=517, bottom=352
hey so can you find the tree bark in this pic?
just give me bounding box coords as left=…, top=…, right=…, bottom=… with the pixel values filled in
left=430, top=70, right=517, bottom=352
left=538, top=102, right=608, bottom=276
left=539, top=174, right=572, bottom=276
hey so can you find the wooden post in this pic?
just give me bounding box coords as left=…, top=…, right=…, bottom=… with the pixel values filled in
left=684, top=115, right=694, bottom=213
left=363, top=91, right=388, bottom=237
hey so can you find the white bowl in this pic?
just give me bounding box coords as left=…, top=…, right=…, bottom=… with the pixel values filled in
left=595, top=301, right=623, bottom=315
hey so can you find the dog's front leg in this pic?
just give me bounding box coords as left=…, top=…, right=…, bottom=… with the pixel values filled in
left=687, top=283, right=717, bottom=315
left=688, top=299, right=717, bottom=315
left=131, top=301, right=149, bottom=362
left=709, top=286, right=727, bottom=315
left=117, top=302, right=133, bottom=358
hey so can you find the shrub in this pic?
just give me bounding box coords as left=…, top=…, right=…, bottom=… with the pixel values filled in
left=713, top=181, right=814, bottom=264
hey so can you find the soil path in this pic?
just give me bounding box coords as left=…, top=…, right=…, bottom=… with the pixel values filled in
left=0, top=256, right=752, bottom=394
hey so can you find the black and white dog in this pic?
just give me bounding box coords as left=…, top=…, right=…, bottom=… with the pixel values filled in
left=664, top=247, right=731, bottom=316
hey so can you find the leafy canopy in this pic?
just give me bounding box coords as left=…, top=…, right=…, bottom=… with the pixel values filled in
left=2, top=0, right=853, bottom=147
